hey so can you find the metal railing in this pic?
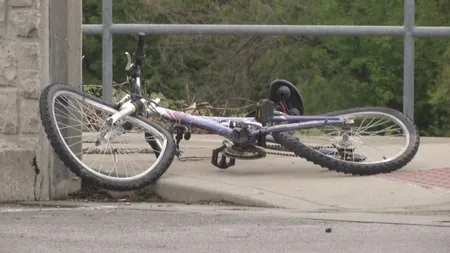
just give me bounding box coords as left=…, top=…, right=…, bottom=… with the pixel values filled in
left=82, top=0, right=450, bottom=120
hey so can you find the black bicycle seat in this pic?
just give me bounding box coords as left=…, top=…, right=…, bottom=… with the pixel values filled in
left=246, top=79, right=305, bottom=117
left=268, top=79, right=305, bottom=116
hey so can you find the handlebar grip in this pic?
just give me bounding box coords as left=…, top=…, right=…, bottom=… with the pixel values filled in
left=135, top=32, right=146, bottom=66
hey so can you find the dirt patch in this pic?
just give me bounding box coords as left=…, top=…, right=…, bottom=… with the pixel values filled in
left=69, top=184, right=164, bottom=203
left=70, top=183, right=239, bottom=206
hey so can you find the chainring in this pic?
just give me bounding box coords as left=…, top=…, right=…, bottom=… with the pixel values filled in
left=223, top=145, right=267, bottom=160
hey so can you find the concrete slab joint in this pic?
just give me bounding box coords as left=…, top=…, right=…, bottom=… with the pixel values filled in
left=0, top=0, right=82, bottom=202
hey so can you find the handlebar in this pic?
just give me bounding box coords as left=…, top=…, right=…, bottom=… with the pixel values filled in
left=134, top=32, right=146, bottom=67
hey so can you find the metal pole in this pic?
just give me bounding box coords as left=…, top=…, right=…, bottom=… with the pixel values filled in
left=102, top=0, right=113, bottom=102
left=403, top=0, right=415, bottom=119
left=413, top=27, right=450, bottom=37
left=82, top=24, right=405, bottom=36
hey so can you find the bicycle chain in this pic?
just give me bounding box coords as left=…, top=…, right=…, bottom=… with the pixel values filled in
left=216, top=144, right=295, bottom=160
left=264, top=143, right=337, bottom=158
left=265, top=144, right=297, bottom=157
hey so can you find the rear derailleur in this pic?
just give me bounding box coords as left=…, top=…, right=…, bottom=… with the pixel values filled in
left=332, top=127, right=367, bottom=162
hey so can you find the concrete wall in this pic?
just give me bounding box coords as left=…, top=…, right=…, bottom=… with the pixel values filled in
left=0, top=0, right=82, bottom=202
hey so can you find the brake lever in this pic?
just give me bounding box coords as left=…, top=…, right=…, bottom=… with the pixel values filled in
left=125, top=52, right=133, bottom=71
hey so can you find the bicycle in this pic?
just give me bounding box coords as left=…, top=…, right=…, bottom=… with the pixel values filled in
left=39, top=32, right=420, bottom=191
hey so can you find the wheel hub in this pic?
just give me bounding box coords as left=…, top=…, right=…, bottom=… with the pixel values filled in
left=95, top=125, right=126, bottom=146
left=330, top=128, right=367, bottom=162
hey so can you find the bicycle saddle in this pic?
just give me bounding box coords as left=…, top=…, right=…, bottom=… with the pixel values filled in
left=247, top=79, right=305, bottom=117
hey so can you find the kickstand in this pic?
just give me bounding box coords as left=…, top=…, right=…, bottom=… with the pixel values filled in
left=174, top=146, right=186, bottom=162
left=169, top=125, right=186, bottom=162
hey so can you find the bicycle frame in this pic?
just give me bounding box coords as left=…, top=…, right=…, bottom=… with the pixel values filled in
left=144, top=98, right=351, bottom=144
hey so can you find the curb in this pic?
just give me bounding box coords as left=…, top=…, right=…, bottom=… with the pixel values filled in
left=144, top=175, right=341, bottom=212
left=146, top=177, right=276, bottom=208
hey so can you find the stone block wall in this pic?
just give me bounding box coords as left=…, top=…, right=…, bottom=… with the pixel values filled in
left=0, top=0, right=49, bottom=202
left=0, top=0, right=82, bottom=202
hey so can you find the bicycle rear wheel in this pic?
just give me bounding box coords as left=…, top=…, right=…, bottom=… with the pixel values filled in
left=39, top=83, right=176, bottom=191
left=272, top=107, right=420, bottom=175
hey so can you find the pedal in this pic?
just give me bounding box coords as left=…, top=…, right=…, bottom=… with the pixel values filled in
left=211, top=145, right=236, bottom=169
left=255, top=99, right=275, bottom=126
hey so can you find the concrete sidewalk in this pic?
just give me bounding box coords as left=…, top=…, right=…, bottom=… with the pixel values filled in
left=140, top=134, right=450, bottom=213
left=78, top=133, right=450, bottom=213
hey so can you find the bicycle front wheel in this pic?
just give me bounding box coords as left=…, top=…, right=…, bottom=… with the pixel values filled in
left=39, top=83, right=176, bottom=191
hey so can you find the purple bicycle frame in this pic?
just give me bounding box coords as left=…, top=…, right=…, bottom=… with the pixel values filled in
left=155, top=107, right=346, bottom=144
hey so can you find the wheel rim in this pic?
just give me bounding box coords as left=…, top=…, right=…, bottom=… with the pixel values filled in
left=50, top=90, right=169, bottom=182
left=292, top=111, right=411, bottom=165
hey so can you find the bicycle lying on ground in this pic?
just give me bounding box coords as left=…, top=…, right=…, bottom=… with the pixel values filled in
left=39, top=33, right=420, bottom=191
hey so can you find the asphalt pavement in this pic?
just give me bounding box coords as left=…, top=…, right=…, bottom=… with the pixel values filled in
left=1, top=202, right=449, bottom=253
